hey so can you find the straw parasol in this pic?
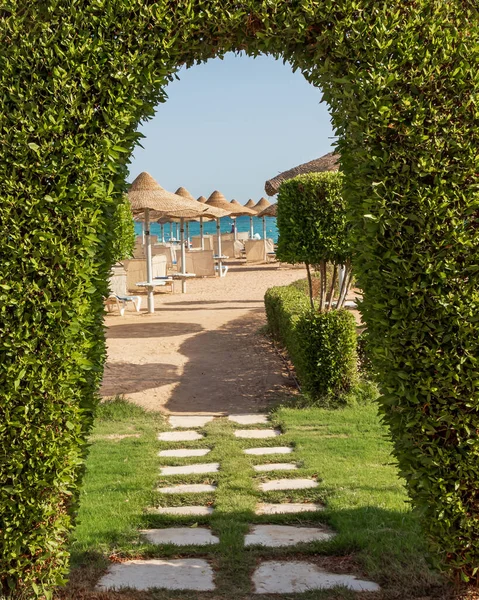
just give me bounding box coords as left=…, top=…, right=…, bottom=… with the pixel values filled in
left=128, top=172, right=210, bottom=308
left=203, top=192, right=236, bottom=275
left=257, top=203, right=277, bottom=218
left=251, top=197, right=272, bottom=247
left=264, top=152, right=340, bottom=196
left=197, top=195, right=208, bottom=203
left=245, top=199, right=255, bottom=208
left=206, top=191, right=255, bottom=217
left=174, top=187, right=198, bottom=244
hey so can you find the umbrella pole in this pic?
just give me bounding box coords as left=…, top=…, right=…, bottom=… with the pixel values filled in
left=233, top=217, right=237, bottom=241
left=186, top=221, right=190, bottom=249
left=169, top=222, right=173, bottom=241
left=200, top=217, right=204, bottom=250
left=160, top=223, right=165, bottom=243
left=180, top=218, right=186, bottom=293
left=263, top=216, right=267, bottom=262
left=250, top=216, right=254, bottom=239
left=145, top=208, right=154, bottom=313
left=216, top=218, right=223, bottom=277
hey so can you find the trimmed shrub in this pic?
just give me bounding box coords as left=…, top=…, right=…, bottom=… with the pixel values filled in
left=0, top=0, right=477, bottom=592
left=265, top=285, right=358, bottom=401
left=276, top=172, right=348, bottom=266
left=276, top=172, right=351, bottom=310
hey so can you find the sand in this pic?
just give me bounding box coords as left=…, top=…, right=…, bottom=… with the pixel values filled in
left=101, top=263, right=306, bottom=414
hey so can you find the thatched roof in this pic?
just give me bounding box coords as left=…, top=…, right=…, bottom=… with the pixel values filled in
left=197, top=196, right=208, bottom=203
left=245, top=199, right=255, bottom=208
left=175, top=186, right=196, bottom=202
left=230, top=199, right=241, bottom=206
left=128, top=172, right=209, bottom=219
left=257, top=203, right=277, bottom=218
left=264, top=152, right=340, bottom=196
left=206, top=191, right=255, bottom=217
left=252, top=197, right=272, bottom=213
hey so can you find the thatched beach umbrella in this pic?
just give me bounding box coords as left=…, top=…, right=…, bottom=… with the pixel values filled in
left=206, top=191, right=240, bottom=275
left=175, top=187, right=197, bottom=245
left=228, top=199, right=256, bottom=240
left=196, top=196, right=208, bottom=248
left=244, top=199, right=256, bottom=237
left=251, top=197, right=272, bottom=244
left=257, top=203, right=277, bottom=218
left=128, top=172, right=209, bottom=309
left=264, top=151, right=340, bottom=196
left=201, top=199, right=232, bottom=276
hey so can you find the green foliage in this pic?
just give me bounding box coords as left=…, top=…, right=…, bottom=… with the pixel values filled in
left=265, top=285, right=358, bottom=402
left=276, top=172, right=348, bottom=265
left=0, top=0, right=477, bottom=594
left=109, top=196, right=135, bottom=264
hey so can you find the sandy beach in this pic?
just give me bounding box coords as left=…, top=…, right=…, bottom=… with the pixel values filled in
left=102, top=263, right=307, bottom=414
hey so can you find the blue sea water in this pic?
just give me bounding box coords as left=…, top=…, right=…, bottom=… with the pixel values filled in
left=134, top=215, right=278, bottom=243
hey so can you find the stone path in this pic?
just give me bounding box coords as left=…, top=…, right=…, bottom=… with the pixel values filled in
left=97, top=413, right=380, bottom=595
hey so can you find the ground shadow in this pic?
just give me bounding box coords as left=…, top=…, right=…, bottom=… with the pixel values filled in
left=101, top=362, right=179, bottom=396
left=107, top=322, right=204, bottom=339
left=164, top=308, right=293, bottom=414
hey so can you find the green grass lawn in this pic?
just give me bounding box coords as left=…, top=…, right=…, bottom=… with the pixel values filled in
left=58, top=398, right=451, bottom=600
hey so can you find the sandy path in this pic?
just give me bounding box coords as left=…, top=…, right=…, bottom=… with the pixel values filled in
left=102, top=264, right=306, bottom=414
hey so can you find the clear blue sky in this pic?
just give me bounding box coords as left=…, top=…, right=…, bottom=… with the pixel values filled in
left=128, top=53, right=335, bottom=203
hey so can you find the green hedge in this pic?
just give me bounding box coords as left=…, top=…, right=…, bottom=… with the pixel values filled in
left=265, top=285, right=357, bottom=402
left=1, top=0, right=477, bottom=593
left=110, top=195, right=135, bottom=264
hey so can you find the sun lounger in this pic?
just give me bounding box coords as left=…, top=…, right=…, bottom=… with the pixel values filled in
left=244, top=239, right=275, bottom=263
left=105, top=264, right=142, bottom=316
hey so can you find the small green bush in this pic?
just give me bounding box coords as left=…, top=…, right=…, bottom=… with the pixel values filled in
left=265, top=285, right=358, bottom=402
left=276, top=172, right=348, bottom=266
left=276, top=172, right=352, bottom=310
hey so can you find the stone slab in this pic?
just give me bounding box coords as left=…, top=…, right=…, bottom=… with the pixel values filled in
left=160, top=463, right=220, bottom=476
left=158, top=484, right=216, bottom=494
left=140, top=528, right=219, bottom=546
left=252, top=561, right=380, bottom=594
left=159, top=448, right=211, bottom=458
left=169, top=416, right=215, bottom=429
left=228, top=414, right=269, bottom=425
left=259, top=478, right=318, bottom=492
left=148, top=506, right=214, bottom=516
left=245, top=525, right=334, bottom=547
left=158, top=431, right=204, bottom=442
left=253, top=463, right=298, bottom=472
left=244, top=446, right=293, bottom=456
left=256, top=503, right=323, bottom=515
left=234, top=429, right=281, bottom=439
left=97, top=559, right=215, bottom=592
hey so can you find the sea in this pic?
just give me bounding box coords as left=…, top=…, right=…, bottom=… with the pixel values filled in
left=134, top=215, right=279, bottom=243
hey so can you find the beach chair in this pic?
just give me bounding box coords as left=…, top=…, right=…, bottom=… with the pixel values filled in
left=177, top=250, right=216, bottom=277
left=244, top=239, right=275, bottom=263
left=214, top=239, right=243, bottom=259
left=123, top=254, right=170, bottom=292
left=105, top=264, right=142, bottom=316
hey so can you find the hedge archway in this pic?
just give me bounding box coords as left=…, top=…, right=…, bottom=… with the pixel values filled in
left=1, top=1, right=478, bottom=595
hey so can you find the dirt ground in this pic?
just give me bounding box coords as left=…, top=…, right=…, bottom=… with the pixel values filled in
left=101, top=263, right=307, bottom=414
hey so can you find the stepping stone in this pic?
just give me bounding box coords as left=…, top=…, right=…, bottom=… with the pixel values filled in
left=234, top=429, right=281, bottom=439
left=160, top=463, right=220, bottom=476
left=159, top=448, right=211, bottom=458
left=253, top=463, right=298, bottom=472
left=245, top=525, right=334, bottom=547
left=228, top=414, right=269, bottom=425
left=140, top=528, right=219, bottom=546
left=245, top=446, right=293, bottom=455
left=252, top=561, right=380, bottom=594
left=158, top=431, right=204, bottom=442
left=148, top=506, right=214, bottom=516
left=256, top=503, right=323, bottom=515
left=97, top=558, right=215, bottom=592
left=158, top=484, right=216, bottom=494
left=259, top=478, right=318, bottom=492
left=169, top=416, right=215, bottom=429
